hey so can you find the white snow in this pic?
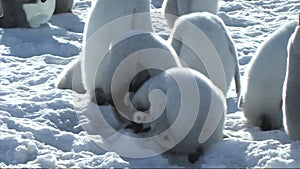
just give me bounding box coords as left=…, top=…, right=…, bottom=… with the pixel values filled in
left=1, top=0, right=300, bottom=167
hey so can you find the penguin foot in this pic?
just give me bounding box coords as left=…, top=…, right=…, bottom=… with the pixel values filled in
left=93, top=88, right=107, bottom=105
left=260, top=115, right=280, bottom=131
left=188, top=148, right=203, bottom=163
left=125, top=122, right=151, bottom=133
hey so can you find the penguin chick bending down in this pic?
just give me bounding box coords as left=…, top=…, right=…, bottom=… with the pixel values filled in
left=131, top=67, right=226, bottom=163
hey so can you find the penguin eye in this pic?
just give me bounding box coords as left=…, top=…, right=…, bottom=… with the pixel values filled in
left=41, top=0, right=47, bottom=2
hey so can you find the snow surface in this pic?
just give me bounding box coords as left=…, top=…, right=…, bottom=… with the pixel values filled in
left=1, top=0, right=300, bottom=168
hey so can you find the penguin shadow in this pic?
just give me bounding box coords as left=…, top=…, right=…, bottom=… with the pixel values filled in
left=161, top=153, right=198, bottom=167
left=158, top=34, right=170, bottom=40
left=0, top=13, right=84, bottom=58
left=226, top=96, right=239, bottom=114
left=49, top=12, right=85, bottom=33
left=289, top=141, right=300, bottom=166
left=244, top=121, right=291, bottom=144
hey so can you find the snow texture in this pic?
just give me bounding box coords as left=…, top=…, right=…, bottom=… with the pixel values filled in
left=1, top=0, right=300, bottom=168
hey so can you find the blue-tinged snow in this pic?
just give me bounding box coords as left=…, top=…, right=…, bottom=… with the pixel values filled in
left=1, top=0, right=300, bottom=168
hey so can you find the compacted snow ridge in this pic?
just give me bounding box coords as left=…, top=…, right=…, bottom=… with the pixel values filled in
left=1, top=0, right=300, bottom=168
